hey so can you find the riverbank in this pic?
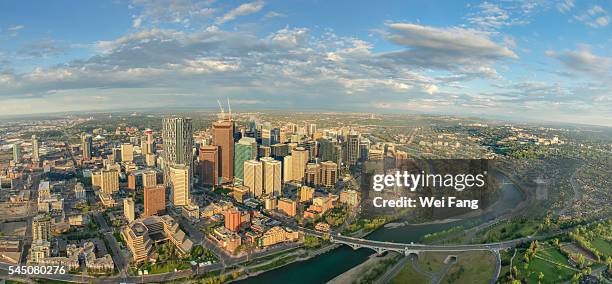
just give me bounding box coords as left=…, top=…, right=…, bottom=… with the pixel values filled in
left=327, top=252, right=399, bottom=284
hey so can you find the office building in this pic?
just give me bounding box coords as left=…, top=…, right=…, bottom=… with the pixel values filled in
left=271, top=143, right=289, bottom=158
left=145, top=153, right=156, bottom=167
left=244, top=160, right=263, bottom=197
left=162, top=117, right=193, bottom=186
left=300, top=186, right=315, bottom=203
left=12, top=144, right=21, bottom=163
left=234, top=137, right=257, bottom=180
left=142, top=170, right=157, bottom=188
left=199, top=145, right=219, bottom=186
left=258, top=145, right=271, bottom=158
left=359, top=138, right=371, bottom=161
left=212, top=120, right=234, bottom=183
left=111, top=148, right=121, bottom=163
left=283, top=155, right=293, bottom=183
left=261, top=123, right=272, bottom=146
left=144, top=185, right=165, bottom=217
left=262, top=157, right=282, bottom=196
left=291, top=147, right=308, bottom=182
left=170, top=165, right=190, bottom=206
left=127, top=174, right=136, bottom=190
left=308, top=123, right=317, bottom=137
left=121, top=143, right=134, bottom=163
left=347, top=133, right=360, bottom=167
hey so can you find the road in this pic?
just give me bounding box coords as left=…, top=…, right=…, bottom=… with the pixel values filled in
left=94, top=212, right=129, bottom=280
left=490, top=250, right=501, bottom=284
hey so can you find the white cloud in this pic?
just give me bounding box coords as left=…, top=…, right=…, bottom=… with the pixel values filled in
left=557, top=0, right=574, bottom=13
left=133, top=16, right=143, bottom=28
left=216, top=1, right=265, bottom=24
left=546, top=46, right=612, bottom=77
left=574, top=5, right=610, bottom=28
left=7, top=25, right=24, bottom=37
left=380, top=23, right=516, bottom=77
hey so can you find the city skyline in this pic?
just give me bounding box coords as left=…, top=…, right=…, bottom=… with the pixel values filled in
left=1, top=0, right=611, bottom=126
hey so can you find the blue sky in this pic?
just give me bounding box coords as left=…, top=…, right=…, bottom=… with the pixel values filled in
left=0, top=0, right=611, bottom=126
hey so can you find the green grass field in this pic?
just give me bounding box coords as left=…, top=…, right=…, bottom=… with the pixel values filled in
left=515, top=245, right=577, bottom=284
left=482, top=219, right=541, bottom=243
left=391, top=262, right=431, bottom=284
left=441, top=251, right=495, bottom=284
left=591, top=238, right=612, bottom=257
left=417, top=252, right=450, bottom=273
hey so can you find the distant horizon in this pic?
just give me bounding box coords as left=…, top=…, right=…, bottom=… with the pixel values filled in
left=1, top=104, right=611, bottom=129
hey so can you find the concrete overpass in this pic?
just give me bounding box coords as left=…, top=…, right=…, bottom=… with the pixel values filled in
left=299, top=227, right=532, bottom=256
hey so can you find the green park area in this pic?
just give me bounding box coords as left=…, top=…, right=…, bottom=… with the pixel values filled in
left=391, top=262, right=431, bottom=284
left=591, top=238, right=612, bottom=257
left=482, top=219, right=541, bottom=243
left=417, top=252, right=450, bottom=273
left=441, top=251, right=495, bottom=284
left=504, top=242, right=577, bottom=284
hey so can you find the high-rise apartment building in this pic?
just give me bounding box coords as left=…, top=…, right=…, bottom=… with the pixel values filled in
left=199, top=145, right=219, bottom=186
left=81, top=133, right=92, bottom=160
left=162, top=117, right=193, bottom=186
left=291, top=147, right=308, bottom=182
left=170, top=165, right=190, bottom=206
left=321, top=161, right=338, bottom=188
left=212, top=120, right=234, bottom=183
left=262, top=157, right=282, bottom=196
left=124, top=198, right=135, bottom=222
left=224, top=208, right=241, bottom=232
left=277, top=198, right=297, bottom=217
left=31, top=135, right=40, bottom=164
left=101, top=169, right=119, bottom=194
left=32, top=215, right=51, bottom=241
left=243, top=160, right=263, bottom=197
left=305, top=163, right=321, bottom=186
left=234, top=137, right=257, bottom=180
left=144, top=185, right=165, bottom=216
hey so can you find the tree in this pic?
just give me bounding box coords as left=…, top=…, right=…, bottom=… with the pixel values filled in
left=191, top=245, right=204, bottom=260
left=577, top=254, right=585, bottom=268
left=511, top=266, right=518, bottom=279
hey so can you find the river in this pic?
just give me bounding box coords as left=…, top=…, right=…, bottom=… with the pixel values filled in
left=238, top=170, right=524, bottom=284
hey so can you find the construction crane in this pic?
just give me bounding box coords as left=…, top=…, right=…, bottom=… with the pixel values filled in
left=227, top=97, right=232, bottom=120
left=217, top=99, right=225, bottom=120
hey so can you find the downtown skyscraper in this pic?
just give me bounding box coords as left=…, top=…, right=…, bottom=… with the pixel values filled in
left=31, top=135, right=39, bottom=165
left=234, top=137, right=257, bottom=181
left=212, top=119, right=234, bottom=183
left=162, top=117, right=194, bottom=187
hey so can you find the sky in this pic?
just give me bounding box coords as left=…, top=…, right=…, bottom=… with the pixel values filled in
left=0, top=0, right=611, bottom=126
